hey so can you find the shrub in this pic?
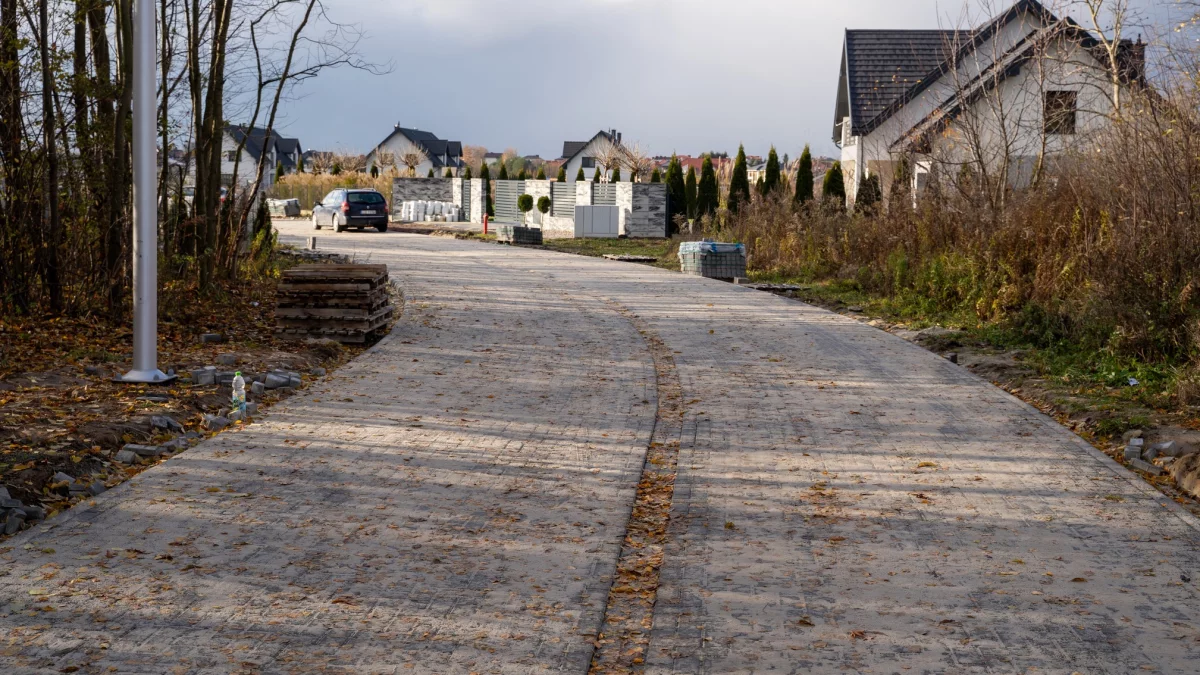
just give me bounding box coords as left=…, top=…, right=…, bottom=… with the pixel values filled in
left=684, top=166, right=698, bottom=219
left=794, top=145, right=814, bottom=204
left=558, top=166, right=567, bottom=182
left=728, top=144, right=751, bottom=214
left=445, top=168, right=453, bottom=178
left=536, top=166, right=546, bottom=180
left=666, top=155, right=685, bottom=228
left=426, top=168, right=434, bottom=177
left=517, top=168, right=527, bottom=180
left=517, top=194, right=533, bottom=212
left=610, top=166, right=622, bottom=182
left=498, top=165, right=509, bottom=180
left=696, top=156, right=719, bottom=217
left=763, top=146, right=780, bottom=194
left=822, top=162, right=845, bottom=204
left=537, top=196, right=551, bottom=214
left=576, top=167, right=585, bottom=181
left=650, top=168, right=661, bottom=183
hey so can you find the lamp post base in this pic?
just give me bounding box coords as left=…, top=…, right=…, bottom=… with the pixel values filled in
left=116, top=369, right=178, bottom=385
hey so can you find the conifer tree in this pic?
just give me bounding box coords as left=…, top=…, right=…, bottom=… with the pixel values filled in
left=536, top=166, right=546, bottom=180
left=794, top=145, right=814, bottom=205
left=697, top=156, right=719, bottom=218
left=576, top=167, right=585, bottom=182
left=498, top=164, right=509, bottom=180
left=593, top=168, right=601, bottom=183
left=666, top=155, right=685, bottom=227
left=427, top=168, right=434, bottom=177
left=727, top=144, right=751, bottom=214
left=857, top=173, right=881, bottom=212
left=755, top=177, right=765, bottom=195
left=684, top=166, right=698, bottom=219
left=891, top=155, right=911, bottom=207
left=445, top=168, right=454, bottom=178
left=517, top=168, right=528, bottom=180
left=610, top=166, right=621, bottom=182
left=763, top=146, right=780, bottom=194
left=650, top=168, right=661, bottom=183
left=275, top=161, right=285, bottom=182
left=823, top=161, right=846, bottom=205
left=298, top=154, right=306, bottom=173
left=557, top=166, right=567, bottom=182
left=465, top=166, right=472, bottom=179
left=480, top=162, right=493, bottom=217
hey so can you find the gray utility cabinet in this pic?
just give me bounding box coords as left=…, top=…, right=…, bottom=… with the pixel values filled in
left=574, top=205, right=620, bottom=238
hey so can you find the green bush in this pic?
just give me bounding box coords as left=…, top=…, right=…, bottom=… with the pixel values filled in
left=536, top=166, right=546, bottom=180
left=537, top=196, right=551, bottom=214
left=728, top=144, right=751, bottom=214
left=823, top=162, right=845, bottom=204
left=558, top=166, right=567, bottom=182
left=610, top=166, right=621, bottom=182
left=794, top=145, right=813, bottom=204
left=517, top=194, right=534, bottom=213
left=575, top=167, right=584, bottom=181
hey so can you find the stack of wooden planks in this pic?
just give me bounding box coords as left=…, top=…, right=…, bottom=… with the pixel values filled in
left=275, top=264, right=394, bottom=344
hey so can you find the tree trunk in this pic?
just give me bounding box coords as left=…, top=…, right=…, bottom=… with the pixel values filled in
left=39, top=0, right=62, bottom=312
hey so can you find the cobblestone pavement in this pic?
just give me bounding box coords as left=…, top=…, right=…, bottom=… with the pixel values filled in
left=4, top=223, right=1200, bottom=674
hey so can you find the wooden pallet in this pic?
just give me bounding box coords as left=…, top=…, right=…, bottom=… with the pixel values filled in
left=275, top=264, right=394, bottom=343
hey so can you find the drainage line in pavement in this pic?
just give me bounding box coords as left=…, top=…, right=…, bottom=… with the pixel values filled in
left=588, top=302, right=685, bottom=674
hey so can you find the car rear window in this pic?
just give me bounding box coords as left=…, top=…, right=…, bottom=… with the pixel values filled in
left=348, top=192, right=385, bottom=204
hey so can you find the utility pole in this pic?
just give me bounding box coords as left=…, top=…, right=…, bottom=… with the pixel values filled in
left=119, top=0, right=174, bottom=384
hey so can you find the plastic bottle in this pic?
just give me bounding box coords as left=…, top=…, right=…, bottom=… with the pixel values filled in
left=232, top=371, right=246, bottom=413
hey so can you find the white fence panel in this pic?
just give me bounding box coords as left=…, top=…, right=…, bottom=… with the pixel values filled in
left=574, top=205, right=620, bottom=238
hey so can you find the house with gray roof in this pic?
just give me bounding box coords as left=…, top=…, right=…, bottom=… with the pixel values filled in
left=559, top=129, right=624, bottom=181
left=833, top=0, right=1145, bottom=206
left=365, top=126, right=464, bottom=176
left=221, top=125, right=303, bottom=187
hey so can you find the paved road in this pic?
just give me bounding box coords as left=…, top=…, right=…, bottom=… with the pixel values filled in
left=2, top=224, right=1198, bottom=674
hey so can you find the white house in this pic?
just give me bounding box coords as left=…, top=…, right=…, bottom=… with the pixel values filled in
left=832, top=0, right=1145, bottom=205
left=365, top=126, right=464, bottom=177
left=559, top=129, right=624, bottom=181
left=220, top=125, right=303, bottom=188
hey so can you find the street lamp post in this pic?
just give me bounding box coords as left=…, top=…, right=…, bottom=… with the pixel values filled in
left=119, top=0, right=174, bottom=385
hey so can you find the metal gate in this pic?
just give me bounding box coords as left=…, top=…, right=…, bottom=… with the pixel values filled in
left=460, top=179, right=472, bottom=219
left=494, top=180, right=525, bottom=223
left=551, top=182, right=576, bottom=218
left=594, top=183, right=617, bottom=205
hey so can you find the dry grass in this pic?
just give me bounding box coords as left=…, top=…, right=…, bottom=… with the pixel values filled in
left=713, top=90, right=1200, bottom=368
left=269, top=172, right=395, bottom=209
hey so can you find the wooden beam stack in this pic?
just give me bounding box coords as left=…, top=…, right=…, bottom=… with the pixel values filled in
left=275, top=264, right=394, bottom=344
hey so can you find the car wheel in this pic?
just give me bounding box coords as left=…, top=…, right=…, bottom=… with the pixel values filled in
left=376, top=222, right=388, bottom=233
left=333, top=214, right=344, bottom=232
left=312, top=213, right=321, bottom=230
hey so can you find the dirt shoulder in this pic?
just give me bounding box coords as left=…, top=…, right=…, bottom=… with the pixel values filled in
left=0, top=249, right=400, bottom=537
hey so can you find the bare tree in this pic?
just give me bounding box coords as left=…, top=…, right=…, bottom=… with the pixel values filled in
left=622, top=142, right=654, bottom=182
left=462, top=144, right=488, bottom=171
left=593, top=139, right=626, bottom=182
left=396, top=141, right=428, bottom=177
left=374, top=146, right=397, bottom=174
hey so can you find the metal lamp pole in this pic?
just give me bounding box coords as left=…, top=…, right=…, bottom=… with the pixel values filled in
left=119, top=0, right=173, bottom=384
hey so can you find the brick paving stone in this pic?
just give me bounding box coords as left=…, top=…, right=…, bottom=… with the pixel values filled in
left=0, top=236, right=657, bottom=674
left=6, top=222, right=1197, bottom=674
left=271, top=224, right=1200, bottom=674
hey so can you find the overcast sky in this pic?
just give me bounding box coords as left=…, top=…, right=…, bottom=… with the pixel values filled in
left=275, top=0, right=1180, bottom=161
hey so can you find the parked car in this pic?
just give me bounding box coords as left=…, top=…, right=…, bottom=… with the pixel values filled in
left=312, top=188, right=388, bottom=232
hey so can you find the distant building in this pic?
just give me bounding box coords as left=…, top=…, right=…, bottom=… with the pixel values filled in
left=366, top=125, right=464, bottom=176
left=221, top=125, right=302, bottom=187
left=559, top=129, right=623, bottom=181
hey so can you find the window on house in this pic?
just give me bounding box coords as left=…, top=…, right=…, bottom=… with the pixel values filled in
left=581, top=157, right=596, bottom=169
left=226, top=150, right=237, bottom=161
left=1044, top=90, right=1077, bottom=135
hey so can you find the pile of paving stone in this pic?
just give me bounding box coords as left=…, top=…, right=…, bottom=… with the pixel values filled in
left=1121, top=431, right=1189, bottom=476
left=1121, top=431, right=1200, bottom=498
left=0, top=486, right=45, bottom=535
left=275, top=264, right=394, bottom=344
